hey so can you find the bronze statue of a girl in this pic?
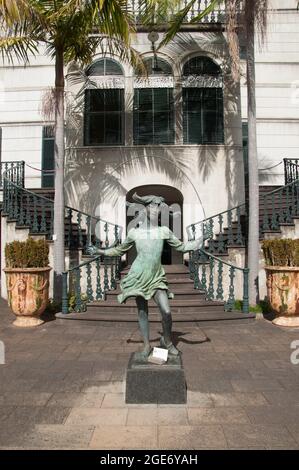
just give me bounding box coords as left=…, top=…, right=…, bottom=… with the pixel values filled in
left=87, top=194, right=206, bottom=359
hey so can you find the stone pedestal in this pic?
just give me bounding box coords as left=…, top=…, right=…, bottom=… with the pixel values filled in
left=125, top=352, right=186, bottom=404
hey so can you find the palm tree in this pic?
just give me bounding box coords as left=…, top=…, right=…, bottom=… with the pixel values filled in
left=0, top=0, right=142, bottom=301
left=161, top=0, right=269, bottom=306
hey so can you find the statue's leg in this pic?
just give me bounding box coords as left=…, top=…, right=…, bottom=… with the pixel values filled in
left=136, top=296, right=151, bottom=358
left=153, top=289, right=179, bottom=356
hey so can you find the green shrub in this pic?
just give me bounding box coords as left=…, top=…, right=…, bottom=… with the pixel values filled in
left=68, top=292, right=88, bottom=312
left=262, top=239, right=299, bottom=267
left=234, top=299, right=271, bottom=314
left=45, top=299, right=61, bottom=314
left=5, top=238, right=49, bottom=268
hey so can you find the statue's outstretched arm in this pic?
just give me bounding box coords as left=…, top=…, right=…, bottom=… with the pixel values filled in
left=166, top=227, right=211, bottom=253
left=86, top=230, right=135, bottom=257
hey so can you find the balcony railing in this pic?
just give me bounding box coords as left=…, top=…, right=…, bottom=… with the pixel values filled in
left=130, top=1, right=235, bottom=25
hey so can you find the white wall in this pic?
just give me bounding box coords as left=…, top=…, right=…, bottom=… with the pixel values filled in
left=0, top=46, right=54, bottom=187
left=240, top=1, right=299, bottom=185
left=0, top=4, right=298, bottom=204
left=64, top=31, right=244, bottom=232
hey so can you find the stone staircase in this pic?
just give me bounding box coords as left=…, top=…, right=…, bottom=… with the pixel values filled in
left=2, top=159, right=299, bottom=322
left=204, top=185, right=292, bottom=257
left=58, top=264, right=255, bottom=323
left=11, top=188, right=90, bottom=249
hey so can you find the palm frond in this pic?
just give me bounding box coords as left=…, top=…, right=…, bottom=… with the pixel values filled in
left=0, top=0, right=47, bottom=28
left=159, top=0, right=220, bottom=49
left=0, top=0, right=30, bottom=23
left=136, top=0, right=182, bottom=26
left=0, top=34, right=38, bottom=63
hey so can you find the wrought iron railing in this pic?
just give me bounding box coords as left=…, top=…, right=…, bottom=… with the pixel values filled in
left=0, top=161, right=24, bottom=188
left=260, top=178, right=299, bottom=234
left=186, top=203, right=246, bottom=255
left=284, top=158, right=299, bottom=185
left=189, top=247, right=249, bottom=313
left=62, top=254, right=121, bottom=314
left=2, top=161, right=122, bottom=252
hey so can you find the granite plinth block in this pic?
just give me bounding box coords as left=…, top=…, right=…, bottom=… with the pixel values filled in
left=125, top=352, right=186, bottom=404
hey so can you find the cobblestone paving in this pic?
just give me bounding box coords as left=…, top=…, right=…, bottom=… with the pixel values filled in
left=0, top=300, right=299, bottom=449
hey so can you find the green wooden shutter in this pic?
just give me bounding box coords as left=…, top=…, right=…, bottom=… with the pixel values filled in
left=153, top=88, right=174, bottom=144
left=183, top=87, right=224, bottom=144
left=84, top=89, right=124, bottom=145
left=202, top=88, right=224, bottom=144
left=42, top=126, right=54, bottom=188
left=133, top=88, right=153, bottom=145
left=134, top=88, right=174, bottom=145
left=183, top=88, right=202, bottom=144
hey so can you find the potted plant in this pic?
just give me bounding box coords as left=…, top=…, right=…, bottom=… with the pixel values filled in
left=262, top=238, right=299, bottom=327
left=3, top=238, right=51, bottom=327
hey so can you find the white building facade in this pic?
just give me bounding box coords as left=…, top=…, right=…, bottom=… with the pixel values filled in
left=0, top=0, right=298, bottom=248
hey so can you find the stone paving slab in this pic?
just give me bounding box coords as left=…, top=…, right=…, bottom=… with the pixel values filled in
left=0, top=299, right=299, bottom=449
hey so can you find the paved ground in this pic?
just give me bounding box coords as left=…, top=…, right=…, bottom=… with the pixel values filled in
left=1, top=300, right=299, bottom=450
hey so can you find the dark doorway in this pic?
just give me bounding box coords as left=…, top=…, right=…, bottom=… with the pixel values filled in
left=126, top=185, right=184, bottom=266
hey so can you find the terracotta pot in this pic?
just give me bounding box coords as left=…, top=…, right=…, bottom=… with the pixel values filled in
left=265, top=266, right=299, bottom=317
left=3, top=267, right=51, bottom=327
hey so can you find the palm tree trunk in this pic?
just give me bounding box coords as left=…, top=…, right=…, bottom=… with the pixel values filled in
left=53, top=47, right=65, bottom=302
left=246, top=1, right=259, bottom=305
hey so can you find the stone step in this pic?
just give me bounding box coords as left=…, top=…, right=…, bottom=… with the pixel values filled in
left=87, top=298, right=226, bottom=314
left=259, top=185, right=282, bottom=194
left=26, top=188, right=55, bottom=200
left=121, top=266, right=190, bottom=281
left=121, top=264, right=189, bottom=274
left=56, top=309, right=256, bottom=323
left=106, top=288, right=206, bottom=300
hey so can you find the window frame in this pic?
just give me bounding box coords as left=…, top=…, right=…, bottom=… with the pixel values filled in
left=182, top=56, right=224, bottom=145
left=133, top=87, right=175, bottom=145
left=133, top=56, right=175, bottom=146
left=41, top=126, right=55, bottom=188
left=84, top=88, right=125, bottom=147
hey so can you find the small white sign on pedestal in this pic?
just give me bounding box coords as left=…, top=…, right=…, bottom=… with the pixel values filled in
left=148, top=347, right=168, bottom=365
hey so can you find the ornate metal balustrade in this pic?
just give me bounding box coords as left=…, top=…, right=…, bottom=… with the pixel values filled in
left=129, top=0, right=239, bottom=25
left=186, top=203, right=246, bottom=255
left=284, top=158, right=299, bottom=185
left=0, top=161, right=24, bottom=188
left=190, top=247, right=249, bottom=313
left=1, top=161, right=122, bottom=252
left=62, top=255, right=121, bottom=314
left=260, top=178, right=299, bottom=234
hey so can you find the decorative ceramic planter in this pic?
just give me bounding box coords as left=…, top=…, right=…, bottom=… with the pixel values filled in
left=4, top=267, right=51, bottom=327
left=265, top=266, right=299, bottom=322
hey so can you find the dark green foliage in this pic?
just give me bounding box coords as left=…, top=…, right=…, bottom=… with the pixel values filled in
left=234, top=298, right=271, bottom=314
left=45, top=299, right=61, bottom=314
left=262, top=239, right=299, bottom=267
left=5, top=238, right=49, bottom=268
left=68, top=292, right=88, bottom=312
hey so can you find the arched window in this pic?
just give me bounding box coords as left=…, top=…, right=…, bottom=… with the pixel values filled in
left=86, top=58, right=123, bottom=76
left=84, top=58, right=124, bottom=146
left=143, top=57, right=173, bottom=75
left=133, top=57, right=174, bottom=145
left=182, top=56, right=224, bottom=144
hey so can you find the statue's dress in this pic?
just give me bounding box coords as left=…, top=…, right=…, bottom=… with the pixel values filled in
left=104, top=226, right=202, bottom=304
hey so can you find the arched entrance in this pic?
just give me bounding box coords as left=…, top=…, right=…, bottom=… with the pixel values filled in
left=126, top=185, right=184, bottom=265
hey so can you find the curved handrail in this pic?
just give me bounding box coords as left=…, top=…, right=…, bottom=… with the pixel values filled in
left=197, top=246, right=247, bottom=272
left=260, top=176, right=299, bottom=232
left=186, top=202, right=247, bottom=255
left=1, top=161, right=123, bottom=248
left=186, top=203, right=246, bottom=233
left=190, top=246, right=249, bottom=314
